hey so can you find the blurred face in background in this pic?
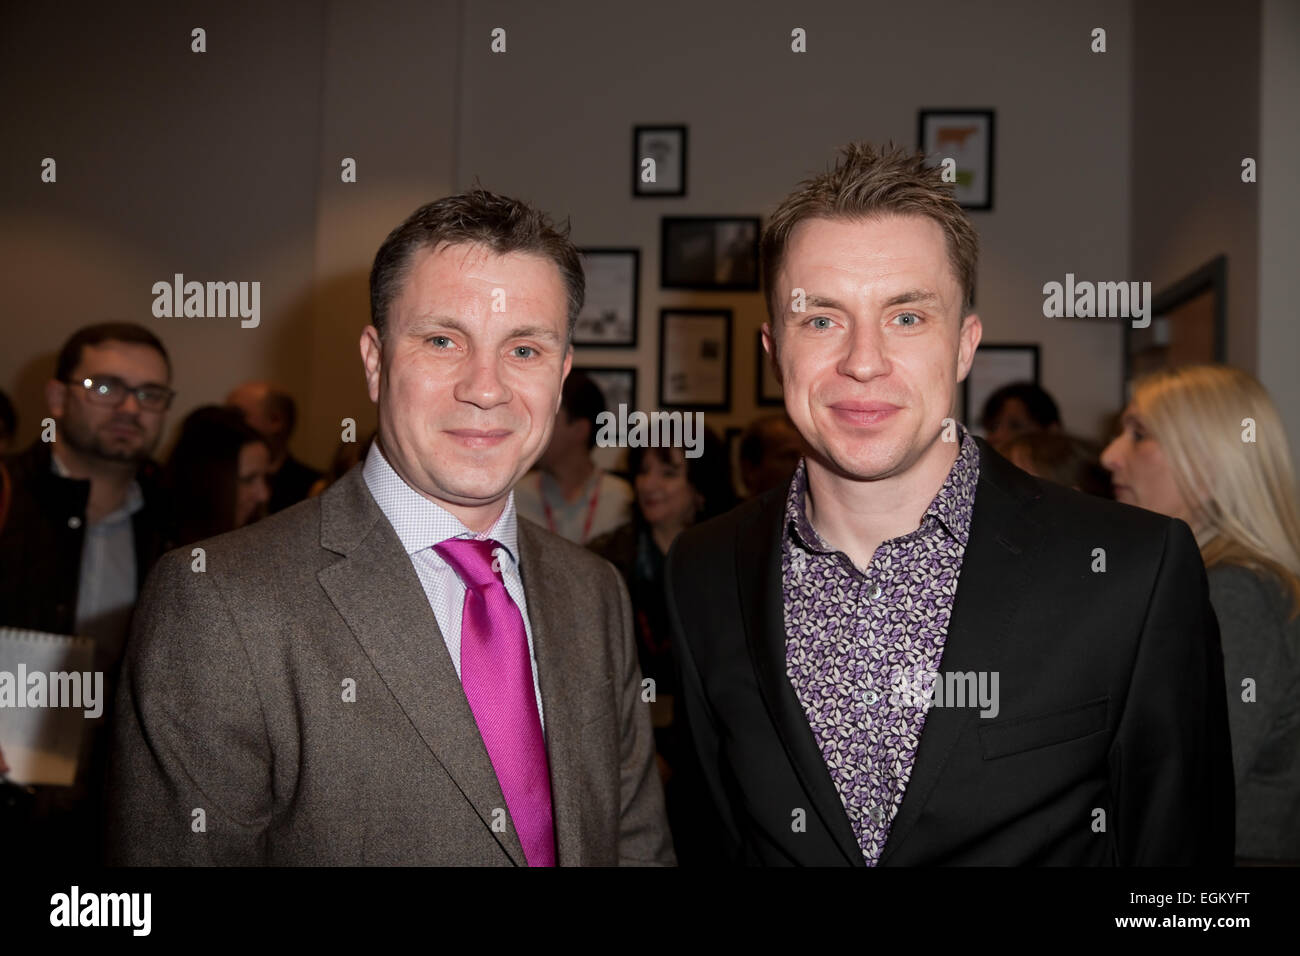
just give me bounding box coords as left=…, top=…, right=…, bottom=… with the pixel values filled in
left=235, top=440, right=272, bottom=527
left=361, top=242, right=572, bottom=528
left=985, top=397, right=1040, bottom=451
left=766, top=215, right=980, bottom=485
left=48, top=341, right=169, bottom=465
left=636, top=448, right=702, bottom=532
left=538, top=405, right=587, bottom=472
left=1100, top=406, right=1195, bottom=524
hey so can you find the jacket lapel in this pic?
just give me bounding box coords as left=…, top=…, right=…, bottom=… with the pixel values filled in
left=735, top=488, right=865, bottom=865
left=314, top=467, right=526, bottom=866
left=516, top=518, right=597, bottom=866
left=877, top=439, right=1045, bottom=864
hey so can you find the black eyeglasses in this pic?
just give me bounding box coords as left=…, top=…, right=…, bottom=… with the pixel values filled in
left=65, top=375, right=175, bottom=411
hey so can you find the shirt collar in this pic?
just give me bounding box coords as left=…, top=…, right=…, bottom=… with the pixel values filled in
left=785, top=422, right=980, bottom=554
left=362, top=440, right=521, bottom=567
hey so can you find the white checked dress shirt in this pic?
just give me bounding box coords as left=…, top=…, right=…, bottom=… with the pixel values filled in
left=362, top=441, right=545, bottom=729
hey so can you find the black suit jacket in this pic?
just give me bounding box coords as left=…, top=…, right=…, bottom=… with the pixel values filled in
left=665, top=438, right=1234, bottom=865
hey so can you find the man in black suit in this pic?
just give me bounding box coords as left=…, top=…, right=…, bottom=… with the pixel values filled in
left=665, top=143, right=1234, bottom=866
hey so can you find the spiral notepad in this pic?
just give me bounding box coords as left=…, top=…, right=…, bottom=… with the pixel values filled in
left=0, top=627, right=96, bottom=786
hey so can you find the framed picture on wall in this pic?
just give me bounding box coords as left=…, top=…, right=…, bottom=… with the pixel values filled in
left=755, top=329, right=783, bottom=406
left=961, top=343, right=1039, bottom=432
left=661, top=216, right=760, bottom=290
left=1122, top=255, right=1227, bottom=405
left=633, top=125, right=687, bottom=197
left=574, top=248, right=639, bottom=347
left=918, top=109, right=995, bottom=210
left=574, top=366, right=637, bottom=419
left=658, top=308, right=732, bottom=410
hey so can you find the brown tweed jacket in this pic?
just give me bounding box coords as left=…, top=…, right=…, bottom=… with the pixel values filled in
left=107, top=465, right=674, bottom=865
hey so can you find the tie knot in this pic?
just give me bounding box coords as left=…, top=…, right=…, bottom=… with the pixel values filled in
left=433, top=537, right=505, bottom=590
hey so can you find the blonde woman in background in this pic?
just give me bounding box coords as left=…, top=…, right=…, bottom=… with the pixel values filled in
left=1101, top=364, right=1300, bottom=863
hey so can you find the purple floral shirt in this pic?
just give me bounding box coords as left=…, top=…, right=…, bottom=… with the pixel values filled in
left=783, top=426, right=980, bottom=864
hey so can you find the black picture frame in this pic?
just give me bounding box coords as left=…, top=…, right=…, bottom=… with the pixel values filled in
left=755, top=329, right=783, bottom=407
left=1122, top=255, right=1227, bottom=406
left=574, top=248, right=640, bottom=348
left=657, top=308, right=732, bottom=411
left=918, top=109, right=996, bottom=211
left=573, top=366, right=637, bottom=419
left=660, top=216, right=761, bottom=291
left=961, top=343, right=1040, bottom=430
left=632, top=125, right=687, bottom=197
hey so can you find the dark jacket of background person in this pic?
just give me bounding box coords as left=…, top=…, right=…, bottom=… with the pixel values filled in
left=665, top=438, right=1235, bottom=865
left=269, top=454, right=322, bottom=513
left=0, top=439, right=167, bottom=865
left=0, top=439, right=166, bottom=654
left=1208, top=564, right=1300, bottom=862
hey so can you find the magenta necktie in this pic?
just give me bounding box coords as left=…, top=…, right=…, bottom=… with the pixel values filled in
left=433, top=537, right=556, bottom=867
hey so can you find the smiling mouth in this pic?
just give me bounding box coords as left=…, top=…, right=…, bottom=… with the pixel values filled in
left=828, top=403, right=901, bottom=426
left=446, top=429, right=512, bottom=447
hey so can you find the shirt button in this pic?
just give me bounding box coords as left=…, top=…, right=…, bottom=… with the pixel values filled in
left=67, top=516, right=82, bottom=529
left=862, top=689, right=879, bottom=705
left=867, top=583, right=882, bottom=600
left=869, top=806, right=886, bottom=824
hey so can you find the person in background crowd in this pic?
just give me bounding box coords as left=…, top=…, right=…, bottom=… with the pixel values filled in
left=738, top=413, right=804, bottom=498
left=162, top=406, right=272, bottom=548
left=515, top=371, right=633, bottom=544
left=226, top=381, right=322, bottom=513
left=980, top=381, right=1062, bottom=451
left=308, top=429, right=376, bottom=497
left=0, top=388, right=16, bottom=454
left=1001, top=430, right=1112, bottom=498
left=1101, top=364, right=1300, bottom=864
left=588, top=426, right=735, bottom=863
left=0, top=322, right=173, bottom=865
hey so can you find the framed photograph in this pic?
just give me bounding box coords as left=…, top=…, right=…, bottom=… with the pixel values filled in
left=961, top=343, right=1039, bottom=433
left=633, top=125, right=687, bottom=197
left=918, top=109, right=995, bottom=210
left=574, top=366, right=637, bottom=419
left=658, top=308, right=732, bottom=410
left=661, top=216, right=760, bottom=291
left=755, top=330, right=783, bottom=406
left=1122, top=254, right=1226, bottom=405
left=574, top=248, right=639, bottom=347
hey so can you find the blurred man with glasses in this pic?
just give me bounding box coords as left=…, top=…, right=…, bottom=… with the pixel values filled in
left=0, top=321, right=173, bottom=865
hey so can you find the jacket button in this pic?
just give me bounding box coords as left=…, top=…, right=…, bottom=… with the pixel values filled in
left=67, top=516, right=82, bottom=529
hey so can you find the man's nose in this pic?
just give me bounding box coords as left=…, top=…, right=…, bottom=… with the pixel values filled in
left=455, top=352, right=510, bottom=407
left=839, top=323, right=888, bottom=381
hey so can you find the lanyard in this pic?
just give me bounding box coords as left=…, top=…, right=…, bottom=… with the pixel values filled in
left=541, top=474, right=603, bottom=543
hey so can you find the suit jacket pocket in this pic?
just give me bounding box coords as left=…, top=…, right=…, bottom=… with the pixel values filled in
left=979, top=696, right=1109, bottom=760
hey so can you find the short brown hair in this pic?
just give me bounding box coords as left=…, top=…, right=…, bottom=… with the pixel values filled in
left=760, top=142, right=978, bottom=336
left=369, top=187, right=585, bottom=342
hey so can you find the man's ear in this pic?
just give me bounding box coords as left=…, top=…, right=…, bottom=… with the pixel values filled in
left=956, top=313, right=983, bottom=382
left=360, top=326, right=383, bottom=404
left=45, top=378, right=68, bottom=418
left=761, top=322, right=782, bottom=385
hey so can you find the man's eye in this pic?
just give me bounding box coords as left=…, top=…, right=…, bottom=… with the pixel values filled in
left=513, top=346, right=537, bottom=359
left=428, top=335, right=452, bottom=348
left=809, top=316, right=833, bottom=330
left=894, top=312, right=921, bottom=327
